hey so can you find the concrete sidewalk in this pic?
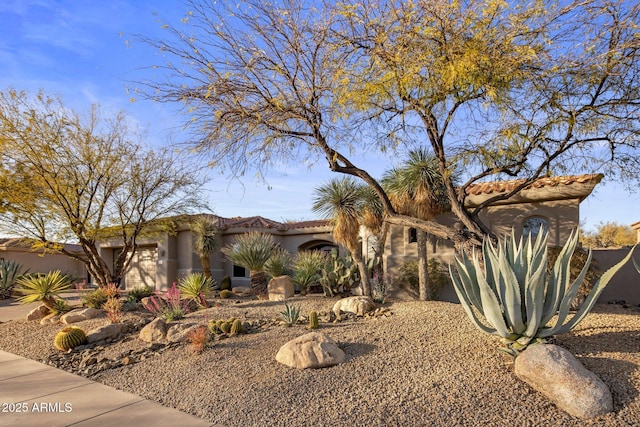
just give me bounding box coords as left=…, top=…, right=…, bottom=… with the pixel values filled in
left=0, top=350, right=214, bottom=427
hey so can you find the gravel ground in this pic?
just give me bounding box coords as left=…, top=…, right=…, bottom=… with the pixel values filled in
left=0, top=297, right=639, bottom=427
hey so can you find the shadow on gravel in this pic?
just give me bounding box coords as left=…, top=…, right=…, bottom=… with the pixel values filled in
left=337, top=342, right=377, bottom=362
left=559, top=328, right=640, bottom=353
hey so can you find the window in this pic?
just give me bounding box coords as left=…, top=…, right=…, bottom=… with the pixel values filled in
left=523, top=216, right=548, bottom=238
left=233, top=264, right=246, bottom=278
left=408, top=228, right=417, bottom=243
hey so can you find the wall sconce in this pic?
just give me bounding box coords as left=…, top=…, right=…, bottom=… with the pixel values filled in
left=158, top=249, right=165, bottom=258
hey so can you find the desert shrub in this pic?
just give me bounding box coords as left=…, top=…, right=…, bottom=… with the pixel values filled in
left=187, top=326, right=209, bottom=354
left=127, top=284, right=154, bottom=302
left=291, top=251, right=326, bottom=295
left=143, top=283, right=189, bottom=321
left=82, top=288, right=108, bottom=309
left=103, top=297, right=123, bottom=323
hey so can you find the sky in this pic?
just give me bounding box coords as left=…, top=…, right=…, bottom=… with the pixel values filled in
left=0, top=0, right=638, bottom=231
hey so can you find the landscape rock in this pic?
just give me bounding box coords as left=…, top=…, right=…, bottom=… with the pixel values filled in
left=232, top=286, right=253, bottom=297
left=332, top=296, right=376, bottom=318
left=40, top=313, right=60, bottom=325
left=166, top=323, right=199, bottom=343
left=514, top=343, right=613, bottom=419
left=26, top=304, right=50, bottom=321
left=268, top=276, right=295, bottom=301
left=61, top=307, right=103, bottom=324
left=139, top=317, right=168, bottom=343
left=87, top=323, right=125, bottom=344
left=275, top=332, right=346, bottom=369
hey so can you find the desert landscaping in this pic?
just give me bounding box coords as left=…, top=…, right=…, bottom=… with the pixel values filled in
left=1, top=294, right=639, bottom=426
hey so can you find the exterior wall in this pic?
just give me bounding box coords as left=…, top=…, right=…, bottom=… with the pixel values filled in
left=0, top=247, right=86, bottom=282
left=594, top=248, right=640, bottom=305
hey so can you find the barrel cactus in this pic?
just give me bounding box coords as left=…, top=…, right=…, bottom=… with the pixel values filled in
left=220, top=275, right=232, bottom=291
left=449, top=229, right=635, bottom=356
left=307, top=311, right=319, bottom=329
left=230, top=318, right=243, bottom=335
left=54, top=326, right=87, bottom=351
left=219, top=289, right=233, bottom=299
left=220, top=321, right=232, bottom=334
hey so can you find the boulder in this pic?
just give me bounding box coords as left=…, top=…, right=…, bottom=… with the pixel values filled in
left=166, top=323, right=199, bottom=343
left=515, top=344, right=613, bottom=419
left=60, top=307, right=103, bottom=324
left=87, top=323, right=125, bottom=343
left=139, top=317, right=168, bottom=343
left=268, top=276, right=295, bottom=301
left=232, top=286, right=253, bottom=297
left=276, top=332, right=346, bottom=369
left=26, top=304, right=51, bottom=321
left=332, top=296, right=376, bottom=318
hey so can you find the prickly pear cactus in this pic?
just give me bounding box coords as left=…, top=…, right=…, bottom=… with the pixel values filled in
left=308, top=311, right=319, bottom=329
left=54, top=326, right=87, bottom=351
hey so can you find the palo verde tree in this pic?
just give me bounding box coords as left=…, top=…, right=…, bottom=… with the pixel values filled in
left=0, top=89, right=208, bottom=288
left=135, top=0, right=640, bottom=263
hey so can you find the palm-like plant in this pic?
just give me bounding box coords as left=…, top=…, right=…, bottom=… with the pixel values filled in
left=264, top=247, right=293, bottom=278
left=382, top=149, right=452, bottom=300
left=291, top=250, right=327, bottom=294
left=15, top=270, right=72, bottom=310
left=191, top=215, right=220, bottom=280
left=178, top=272, right=215, bottom=308
left=222, top=231, right=277, bottom=298
left=312, top=177, right=371, bottom=296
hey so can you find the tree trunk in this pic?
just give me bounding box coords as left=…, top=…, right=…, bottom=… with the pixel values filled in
left=417, top=230, right=430, bottom=301
left=355, top=256, right=371, bottom=297
left=250, top=270, right=268, bottom=299
left=200, top=255, right=212, bottom=279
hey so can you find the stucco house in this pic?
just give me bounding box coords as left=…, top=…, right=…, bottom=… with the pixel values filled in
left=0, top=238, right=87, bottom=281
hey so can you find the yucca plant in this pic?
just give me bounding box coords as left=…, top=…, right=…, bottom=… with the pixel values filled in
left=0, top=259, right=27, bottom=299
left=449, top=229, right=635, bottom=356
left=16, top=270, right=72, bottom=310
left=291, top=251, right=326, bottom=294
left=264, top=247, right=293, bottom=278
left=178, top=272, right=215, bottom=308
left=280, top=302, right=301, bottom=326
left=222, top=232, right=277, bottom=298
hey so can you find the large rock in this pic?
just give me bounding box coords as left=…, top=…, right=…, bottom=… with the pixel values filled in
left=515, top=343, right=613, bottom=419
left=26, top=304, right=51, bottom=321
left=332, top=296, right=376, bottom=318
left=60, top=307, right=103, bottom=324
left=139, top=317, right=168, bottom=343
left=87, top=323, right=125, bottom=343
left=268, top=276, right=295, bottom=301
left=166, top=323, right=199, bottom=343
left=276, top=332, right=346, bottom=369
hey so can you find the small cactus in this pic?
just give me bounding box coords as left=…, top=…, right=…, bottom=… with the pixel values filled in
left=308, top=311, right=319, bottom=329
left=208, top=320, right=220, bottom=334
left=54, top=326, right=87, bottom=351
left=230, top=318, right=243, bottom=335
left=219, top=289, right=233, bottom=299
left=220, top=321, right=232, bottom=334
left=220, top=275, right=232, bottom=291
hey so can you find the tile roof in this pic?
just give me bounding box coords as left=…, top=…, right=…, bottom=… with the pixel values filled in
left=212, top=215, right=330, bottom=231
left=465, top=174, right=603, bottom=196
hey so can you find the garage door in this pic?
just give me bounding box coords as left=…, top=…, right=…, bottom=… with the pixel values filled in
left=124, top=246, right=157, bottom=290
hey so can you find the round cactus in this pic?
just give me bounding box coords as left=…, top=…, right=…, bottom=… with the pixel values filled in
left=220, top=321, right=232, bottom=334
left=54, top=326, right=87, bottom=351
left=220, top=275, right=232, bottom=291
left=207, top=320, right=220, bottom=334
left=308, top=311, right=319, bottom=330
left=219, top=289, right=233, bottom=299
left=230, top=318, right=243, bottom=335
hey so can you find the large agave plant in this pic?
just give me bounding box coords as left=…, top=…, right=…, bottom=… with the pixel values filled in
left=178, top=272, right=215, bottom=308
left=16, top=270, right=72, bottom=310
left=449, top=229, right=635, bottom=356
left=0, top=259, right=27, bottom=299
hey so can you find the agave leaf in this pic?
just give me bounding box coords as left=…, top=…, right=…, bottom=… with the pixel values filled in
left=450, top=264, right=498, bottom=335
left=453, top=252, right=483, bottom=309
left=540, top=245, right=635, bottom=337
left=475, top=261, right=510, bottom=338
left=633, top=256, right=640, bottom=273
left=541, top=230, right=578, bottom=325
left=522, top=250, right=548, bottom=338
left=496, top=248, right=525, bottom=335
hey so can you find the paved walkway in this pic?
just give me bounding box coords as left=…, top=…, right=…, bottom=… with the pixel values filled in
left=0, top=298, right=214, bottom=427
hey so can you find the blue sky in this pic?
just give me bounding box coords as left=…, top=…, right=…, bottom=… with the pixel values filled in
left=1, top=0, right=637, bottom=230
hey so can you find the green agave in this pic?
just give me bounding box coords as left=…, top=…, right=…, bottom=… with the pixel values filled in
left=178, top=272, right=215, bottom=307
left=280, top=302, right=301, bottom=326
left=16, top=270, right=72, bottom=310
left=449, top=229, right=635, bottom=355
